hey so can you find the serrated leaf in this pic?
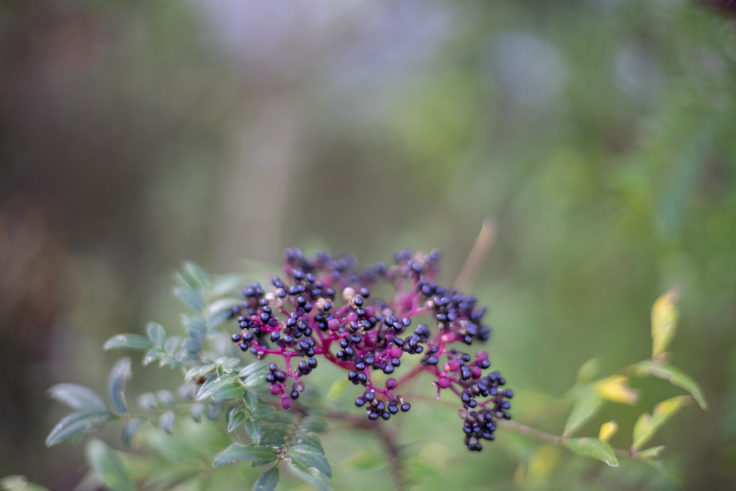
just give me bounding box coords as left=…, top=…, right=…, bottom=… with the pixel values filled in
left=252, top=464, right=279, bottom=491
left=108, top=358, right=131, bottom=413
left=213, top=444, right=277, bottom=467
left=196, top=376, right=235, bottom=400
left=242, top=390, right=258, bottom=412
left=251, top=404, right=274, bottom=420
left=46, top=411, right=112, bottom=447
left=239, top=361, right=270, bottom=379
left=287, top=460, right=329, bottom=491
left=49, top=384, right=107, bottom=412
left=564, top=386, right=604, bottom=437
left=632, top=395, right=690, bottom=450
left=594, top=376, right=639, bottom=405
left=245, top=417, right=261, bottom=444
left=146, top=322, right=166, bottom=346
left=122, top=418, right=144, bottom=447
left=564, top=437, right=619, bottom=467
left=631, top=360, right=708, bottom=409
left=228, top=408, right=246, bottom=432
left=173, top=286, right=205, bottom=311
left=160, top=411, right=175, bottom=434
left=293, top=432, right=324, bottom=454
left=651, top=288, right=679, bottom=357
left=211, top=383, right=245, bottom=402
left=288, top=445, right=332, bottom=477
left=137, top=393, right=157, bottom=411
left=104, top=334, right=153, bottom=351
left=86, top=439, right=134, bottom=491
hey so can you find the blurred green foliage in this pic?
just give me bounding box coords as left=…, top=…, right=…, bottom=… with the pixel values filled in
left=1, top=0, right=736, bottom=489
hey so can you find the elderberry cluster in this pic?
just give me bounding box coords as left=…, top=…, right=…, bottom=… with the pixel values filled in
left=228, top=248, right=512, bottom=451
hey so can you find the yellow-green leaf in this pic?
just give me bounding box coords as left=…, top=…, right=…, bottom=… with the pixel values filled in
left=564, top=437, right=619, bottom=467
left=594, top=376, right=639, bottom=405
left=651, top=288, right=679, bottom=357
left=631, top=360, right=707, bottom=410
left=632, top=395, right=690, bottom=450
left=599, top=421, right=618, bottom=443
left=564, top=386, right=603, bottom=437
left=637, top=446, right=666, bottom=459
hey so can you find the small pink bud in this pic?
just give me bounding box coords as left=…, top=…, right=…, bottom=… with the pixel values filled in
left=471, top=366, right=482, bottom=379
left=437, top=376, right=451, bottom=389
left=269, top=384, right=282, bottom=395
left=389, top=347, right=403, bottom=359
left=476, top=351, right=488, bottom=361
left=280, top=397, right=292, bottom=410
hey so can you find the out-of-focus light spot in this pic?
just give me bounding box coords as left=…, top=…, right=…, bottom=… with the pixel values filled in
left=615, top=43, right=661, bottom=97
left=491, top=32, right=568, bottom=106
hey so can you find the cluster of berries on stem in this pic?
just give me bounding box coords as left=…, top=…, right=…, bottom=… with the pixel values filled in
left=229, top=248, right=512, bottom=451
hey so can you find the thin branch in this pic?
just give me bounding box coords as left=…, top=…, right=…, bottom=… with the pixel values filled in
left=454, top=219, right=497, bottom=291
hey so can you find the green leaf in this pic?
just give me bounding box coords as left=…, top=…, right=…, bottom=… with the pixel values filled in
left=182, top=262, right=210, bottom=289
left=239, top=361, right=270, bottom=379
left=160, top=411, right=175, bottom=434
left=186, top=363, right=217, bottom=382
left=108, top=358, right=131, bottom=414
left=250, top=404, right=274, bottom=420
left=631, top=361, right=708, bottom=410
left=563, top=386, right=604, bottom=437
left=651, top=289, right=679, bottom=357
left=156, top=390, right=176, bottom=406
left=121, top=418, right=144, bottom=447
left=49, top=384, right=107, bottom=412
left=163, top=336, right=181, bottom=353
left=213, top=444, right=277, bottom=467
left=142, top=348, right=163, bottom=366
left=242, top=390, right=258, bottom=413
left=173, top=286, right=205, bottom=311
left=288, top=445, right=332, bottom=477
left=205, top=298, right=241, bottom=328
left=287, top=459, right=329, bottom=491
left=300, top=415, right=327, bottom=433
left=46, top=410, right=113, bottom=447
left=212, top=383, right=245, bottom=402
left=293, top=432, right=324, bottom=454
left=86, top=439, right=134, bottom=491
left=637, top=446, right=666, bottom=459
left=211, top=274, right=245, bottom=298
left=632, top=395, right=690, bottom=450
left=245, top=417, right=261, bottom=444
left=228, top=408, right=246, bottom=432
left=576, top=358, right=600, bottom=384
left=146, top=322, right=166, bottom=346
left=252, top=465, right=279, bottom=491
left=137, top=393, right=157, bottom=411
left=104, top=334, right=153, bottom=351
left=0, top=475, right=50, bottom=491
left=564, top=437, right=619, bottom=467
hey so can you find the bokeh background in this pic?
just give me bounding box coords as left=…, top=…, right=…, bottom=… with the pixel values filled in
left=1, top=0, right=736, bottom=489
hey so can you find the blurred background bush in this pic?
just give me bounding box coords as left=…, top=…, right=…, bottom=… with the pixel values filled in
left=1, top=0, right=735, bottom=489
